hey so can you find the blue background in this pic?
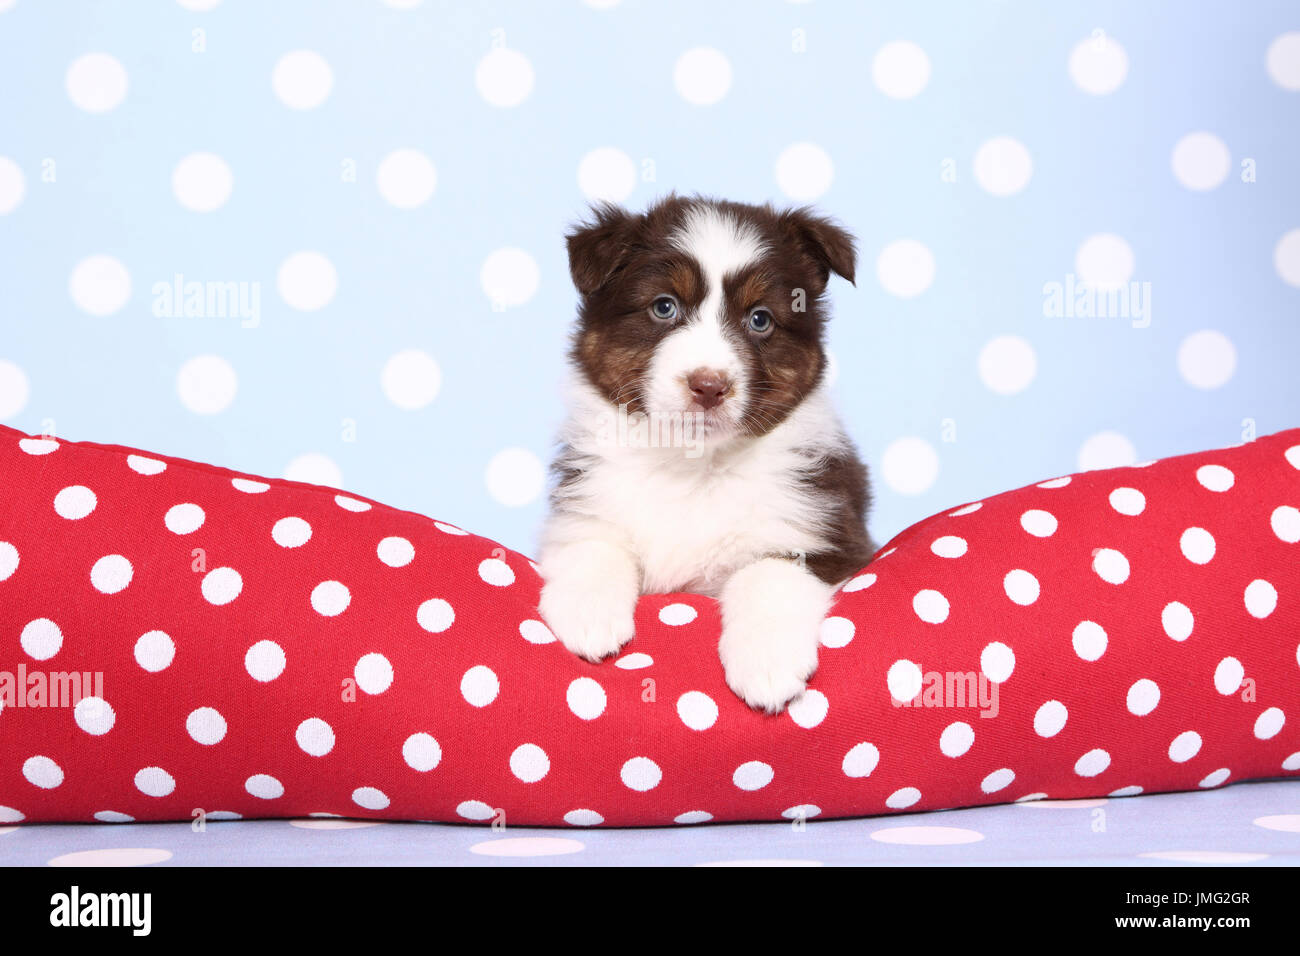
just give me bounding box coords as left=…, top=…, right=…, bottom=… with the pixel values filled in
left=1, top=0, right=1297, bottom=555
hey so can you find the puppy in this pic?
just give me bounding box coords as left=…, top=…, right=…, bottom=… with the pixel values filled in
left=537, top=195, right=875, bottom=713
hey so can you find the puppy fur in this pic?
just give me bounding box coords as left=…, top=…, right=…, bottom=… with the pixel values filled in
left=538, top=195, right=875, bottom=713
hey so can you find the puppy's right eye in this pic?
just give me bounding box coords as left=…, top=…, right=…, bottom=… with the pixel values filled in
left=649, top=295, right=679, bottom=321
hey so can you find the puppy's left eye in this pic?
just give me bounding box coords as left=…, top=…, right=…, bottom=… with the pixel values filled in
left=747, top=309, right=774, bottom=336
left=650, top=295, right=679, bottom=321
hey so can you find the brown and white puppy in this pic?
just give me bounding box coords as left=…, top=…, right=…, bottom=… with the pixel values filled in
left=538, top=195, right=874, bottom=713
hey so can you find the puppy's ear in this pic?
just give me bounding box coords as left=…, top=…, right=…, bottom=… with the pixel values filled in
left=566, top=203, right=638, bottom=296
left=783, top=208, right=857, bottom=287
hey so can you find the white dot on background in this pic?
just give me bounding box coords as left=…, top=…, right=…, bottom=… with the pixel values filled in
left=973, top=137, right=1033, bottom=197
left=480, top=247, right=539, bottom=308
left=1092, top=548, right=1130, bottom=585
left=1072, top=620, right=1108, bottom=661
left=200, top=566, right=241, bottom=605
left=1069, top=32, right=1128, bottom=94
left=1109, top=487, right=1146, bottom=515
left=1244, top=579, right=1278, bottom=619
left=1255, top=707, right=1285, bottom=740
left=659, top=602, right=697, bottom=626
left=887, top=658, right=924, bottom=700
left=930, top=535, right=967, bottom=558
left=0, top=360, right=28, bottom=418
left=733, top=760, right=774, bottom=791
left=187, top=706, right=227, bottom=745
left=981, top=642, right=1016, bottom=683
left=872, top=40, right=930, bottom=99
left=1272, top=505, right=1300, bottom=543
left=871, top=825, right=984, bottom=846
left=246, top=774, right=284, bottom=799
left=460, top=664, right=499, bottom=706
left=171, top=152, right=233, bottom=212
left=176, top=0, right=223, bottom=9
left=23, top=755, right=64, bottom=789
left=1162, top=601, right=1194, bottom=641
left=788, top=688, right=828, bottom=728
left=69, top=255, right=132, bottom=316
left=876, top=239, right=935, bottom=298
left=1179, top=527, right=1216, bottom=564
left=164, top=503, right=204, bottom=535
left=566, top=677, right=606, bottom=720
left=416, top=597, right=454, bottom=633
left=244, top=640, right=286, bottom=681
left=1171, top=132, right=1231, bottom=191
left=675, top=810, right=712, bottom=824
left=1075, top=233, right=1134, bottom=291
left=1214, top=656, right=1244, bottom=696
left=0, top=156, right=24, bottom=215
left=1169, top=730, right=1202, bottom=762
left=1177, top=330, right=1236, bottom=389
left=1035, top=700, right=1068, bottom=737
left=20, top=618, right=62, bottom=660
left=1275, top=230, right=1300, bottom=287
left=475, top=47, right=534, bottom=107
left=1128, top=677, right=1161, bottom=716
left=90, top=554, right=133, bottom=594
left=66, top=53, right=128, bottom=112
left=1078, top=430, right=1136, bottom=471
left=403, top=732, right=441, bottom=771
left=294, top=717, right=334, bottom=756
left=381, top=349, right=441, bottom=410
left=134, top=766, right=175, bottom=797
left=272, top=516, right=311, bottom=548
left=135, top=630, right=175, bottom=672
left=271, top=50, right=333, bottom=110
left=310, top=580, right=350, bottom=617
left=978, top=335, right=1036, bottom=395
left=376, top=149, right=437, bottom=209
left=881, top=436, right=939, bottom=494
left=1196, top=464, right=1234, bottom=492
left=472, top=837, right=585, bottom=857
left=74, top=696, right=115, bottom=735
left=1074, top=748, right=1111, bottom=777
left=485, top=447, right=545, bottom=507
left=283, top=453, right=342, bottom=488
left=1267, top=32, right=1300, bottom=90
left=673, top=47, right=731, bottom=105
left=127, top=455, right=165, bottom=475
left=54, top=485, right=97, bottom=520
left=886, top=787, right=922, bottom=809
left=510, top=743, right=550, bottom=783
left=841, top=571, right=876, bottom=591
left=176, top=354, right=237, bottom=414
left=577, top=146, right=637, bottom=202
left=620, top=756, right=662, bottom=791
left=842, top=742, right=880, bottom=778
left=355, top=652, right=394, bottom=695
left=775, top=142, right=834, bottom=201
left=1004, top=569, right=1040, bottom=605
left=1020, top=509, right=1057, bottom=537
left=819, top=615, right=855, bottom=647
left=0, top=541, right=19, bottom=581
left=478, top=557, right=515, bottom=586
left=518, top=619, right=556, bottom=644
left=911, top=590, right=948, bottom=624
left=981, top=768, right=1016, bottom=793
left=939, top=721, right=974, bottom=757
left=677, top=690, right=718, bottom=730
left=277, top=251, right=337, bottom=311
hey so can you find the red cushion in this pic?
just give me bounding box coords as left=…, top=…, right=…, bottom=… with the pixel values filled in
left=1, top=423, right=1297, bottom=827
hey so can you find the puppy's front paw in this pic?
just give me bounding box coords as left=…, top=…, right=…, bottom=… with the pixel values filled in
left=539, top=581, right=636, bottom=663
left=719, top=622, right=818, bottom=714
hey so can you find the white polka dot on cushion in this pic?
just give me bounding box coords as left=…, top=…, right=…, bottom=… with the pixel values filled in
left=129, top=455, right=166, bottom=474
left=333, top=494, right=369, bottom=512
left=950, top=501, right=984, bottom=515
left=20, top=618, right=62, bottom=661
left=518, top=619, right=556, bottom=644
left=1162, top=601, right=1194, bottom=641
left=23, top=755, right=64, bottom=788
left=376, top=536, right=414, bottom=567
left=1127, top=678, right=1161, bottom=716
left=164, top=503, right=204, bottom=535
left=19, top=438, right=58, bottom=456
left=134, top=766, right=175, bottom=797
left=310, top=580, right=350, bottom=616
left=460, top=664, right=499, bottom=706
left=245, top=774, right=284, bottom=799
left=352, top=787, right=390, bottom=810
left=1168, top=730, right=1202, bottom=763
left=1272, top=506, right=1300, bottom=544
left=980, top=642, right=1015, bottom=683
left=939, top=721, right=974, bottom=757
left=1019, top=510, right=1057, bottom=537
left=134, top=630, right=175, bottom=672
left=244, top=640, right=286, bottom=682
left=271, top=516, right=311, bottom=548
left=842, top=742, right=880, bottom=778
left=615, top=652, right=653, bottom=669
left=402, top=733, right=441, bottom=771
left=677, top=691, right=718, bottom=730
left=201, top=566, right=242, bottom=605
left=912, top=589, right=949, bottom=623
left=787, top=689, right=828, bottom=729
left=456, top=801, right=496, bottom=821
left=819, top=616, right=855, bottom=648
left=566, top=677, right=606, bottom=720
left=90, top=554, right=132, bottom=594
left=1214, top=657, right=1244, bottom=696
left=732, top=761, right=774, bottom=791
left=1003, top=569, right=1040, bottom=605
left=232, top=477, right=269, bottom=493
left=841, top=571, right=876, bottom=592
left=187, top=707, right=228, bottom=745
left=73, top=696, right=115, bottom=736
left=1034, top=700, right=1068, bottom=738
left=1092, top=548, right=1130, bottom=584
left=294, top=717, right=334, bottom=756
left=1074, top=749, right=1111, bottom=777
left=416, top=597, right=455, bottom=633
left=0, top=541, right=18, bottom=582
left=887, top=659, right=923, bottom=702
left=620, top=756, right=662, bottom=791
left=675, top=810, right=713, bottom=824
left=54, top=485, right=97, bottom=520
left=886, top=787, right=922, bottom=809
left=564, top=808, right=605, bottom=827
left=354, top=652, right=394, bottom=695
left=1255, top=707, right=1285, bottom=740
left=1109, top=487, right=1145, bottom=516
left=1195, top=464, right=1234, bottom=492
left=1072, top=620, right=1108, bottom=661
left=981, top=768, right=1015, bottom=793
left=930, top=535, right=967, bottom=558
left=509, top=744, right=549, bottom=783
left=658, top=602, right=697, bottom=626
left=478, top=557, right=515, bottom=586
left=1244, top=579, right=1277, bottom=619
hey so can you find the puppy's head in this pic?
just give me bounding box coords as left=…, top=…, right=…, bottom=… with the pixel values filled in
left=566, top=195, right=855, bottom=442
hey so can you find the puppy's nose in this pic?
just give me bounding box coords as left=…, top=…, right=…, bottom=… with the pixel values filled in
left=687, top=368, right=731, bottom=409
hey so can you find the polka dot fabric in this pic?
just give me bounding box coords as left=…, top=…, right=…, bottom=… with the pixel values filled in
left=1, top=424, right=1297, bottom=827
